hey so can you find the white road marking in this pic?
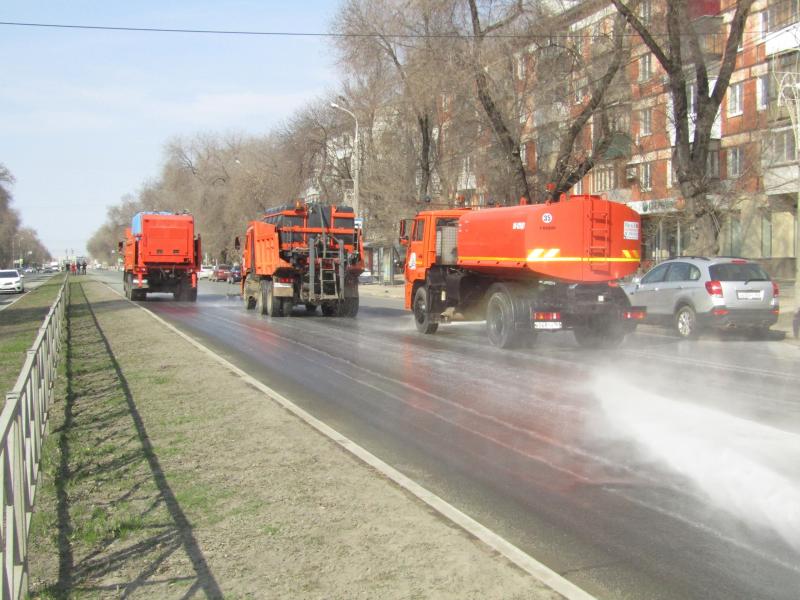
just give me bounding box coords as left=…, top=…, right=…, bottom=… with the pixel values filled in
left=98, top=279, right=597, bottom=600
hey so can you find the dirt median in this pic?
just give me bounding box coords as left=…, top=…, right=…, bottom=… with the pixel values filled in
left=28, top=279, right=558, bottom=599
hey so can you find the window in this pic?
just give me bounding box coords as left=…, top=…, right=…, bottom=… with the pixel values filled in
left=770, top=129, right=796, bottom=163
left=707, top=151, right=720, bottom=178
left=639, top=0, right=652, bottom=24
left=516, top=55, right=527, bottom=80
left=571, top=32, right=583, bottom=58
left=573, top=179, right=583, bottom=194
left=727, top=147, right=742, bottom=178
left=757, top=74, right=770, bottom=110
left=667, top=159, right=675, bottom=188
left=640, top=163, right=652, bottom=190
left=639, top=53, right=652, bottom=81
left=413, top=219, right=425, bottom=241
left=727, top=82, right=744, bottom=116
left=574, top=76, right=587, bottom=104
left=641, top=262, right=670, bottom=284
left=761, top=10, right=770, bottom=40
left=767, top=0, right=800, bottom=34
left=592, top=164, right=617, bottom=192
left=640, top=108, right=652, bottom=136
left=664, top=263, right=700, bottom=282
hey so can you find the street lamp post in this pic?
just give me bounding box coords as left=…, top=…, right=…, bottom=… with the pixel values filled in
left=330, top=102, right=360, bottom=217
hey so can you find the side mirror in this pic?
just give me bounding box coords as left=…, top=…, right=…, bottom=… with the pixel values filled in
left=234, top=236, right=241, bottom=251
left=398, top=219, right=411, bottom=246
left=118, top=241, right=123, bottom=253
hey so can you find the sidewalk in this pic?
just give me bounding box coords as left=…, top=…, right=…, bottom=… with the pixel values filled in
left=27, top=279, right=556, bottom=599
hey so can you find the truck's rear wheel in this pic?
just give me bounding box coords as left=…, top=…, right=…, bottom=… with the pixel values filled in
left=280, top=298, right=293, bottom=317
left=339, top=297, right=359, bottom=318
left=413, top=286, right=438, bottom=334
left=486, top=285, right=520, bottom=349
left=264, top=280, right=283, bottom=317
left=123, top=274, right=132, bottom=299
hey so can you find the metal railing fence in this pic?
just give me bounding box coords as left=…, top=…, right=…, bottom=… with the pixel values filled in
left=0, top=277, right=69, bottom=599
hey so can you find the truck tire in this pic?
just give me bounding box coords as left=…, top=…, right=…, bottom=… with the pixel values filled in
left=280, top=298, right=293, bottom=317
left=187, top=287, right=198, bottom=302
left=485, top=285, right=520, bottom=349
left=336, top=297, right=359, bottom=318
left=123, top=273, right=132, bottom=300
left=413, top=286, right=438, bottom=334
left=305, top=303, right=318, bottom=314
left=256, top=280, right=268, bottom=315
left=264, top=280, right=282, bottom=317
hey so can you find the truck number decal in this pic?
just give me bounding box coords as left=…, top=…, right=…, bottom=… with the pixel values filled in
left=624, top=221, right=640, bottom=240
left=542, top=213, right=553, bottom=224
left=512, top=222, right=526, bottom=230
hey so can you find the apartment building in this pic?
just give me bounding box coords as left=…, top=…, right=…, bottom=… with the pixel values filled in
left=515, top=0, right=799, bottom=277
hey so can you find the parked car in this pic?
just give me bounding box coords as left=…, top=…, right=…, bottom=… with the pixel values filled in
left=211, top=264, right=231, bottom=282
left=227, top=265, right=242, bottom=283
left=623, top=257, right=779, bottom=339
left=358, top=270, right=374, bottom=284
left=0, top=269, right=24, bottom=294
left=197, top=265, right=213, bottom=280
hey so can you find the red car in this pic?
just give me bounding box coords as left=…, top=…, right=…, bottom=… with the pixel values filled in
left=210, top=265, right=231, bottom=282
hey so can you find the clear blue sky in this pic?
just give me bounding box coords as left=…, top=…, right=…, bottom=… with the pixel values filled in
left=0, top=1, right=340, bottom=258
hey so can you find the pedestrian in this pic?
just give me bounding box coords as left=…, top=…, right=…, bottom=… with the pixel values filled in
left=81, top=260, right=87, bottom=275
left=70, top=262, right=77, bottom=275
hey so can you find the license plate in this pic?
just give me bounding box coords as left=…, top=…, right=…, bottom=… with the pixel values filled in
left=534, top=321, right=562, bottom=330
left=736, top=290, right=762, bottom=300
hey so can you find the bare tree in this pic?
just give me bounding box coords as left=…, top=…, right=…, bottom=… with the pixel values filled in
left=610, top=0, right=757, bottom=253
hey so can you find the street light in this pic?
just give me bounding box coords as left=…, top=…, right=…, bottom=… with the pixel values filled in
left=330, top=102, right=360, bottom=217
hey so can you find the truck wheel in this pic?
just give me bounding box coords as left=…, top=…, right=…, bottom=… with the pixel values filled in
left=305, top=303, right=318, bottom=314
left=187, top=287, right=198, bottom=302
left=486, top=286, right=519, bottom=349
left=265, top=281, right=282, bottom=317
left=123, top=274, right=131, bottom=299
left=280, top=298, right=293, bottom=317
left=413, top=286, right=438, bottom=334
left=256, top=280, right=268, bottom=315
left=675, top=305, right=699, bottom=339
left=341, top=297, right=359, bottom=318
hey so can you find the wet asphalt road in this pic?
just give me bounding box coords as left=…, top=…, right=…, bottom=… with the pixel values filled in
left=95, top=272, right=800, bottom=600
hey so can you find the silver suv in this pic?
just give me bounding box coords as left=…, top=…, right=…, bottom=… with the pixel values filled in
left=623, top=257, right=780, bottom=339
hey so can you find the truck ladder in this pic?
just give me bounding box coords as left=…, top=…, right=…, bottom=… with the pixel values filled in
left=588, top=197, right=611, bottom=273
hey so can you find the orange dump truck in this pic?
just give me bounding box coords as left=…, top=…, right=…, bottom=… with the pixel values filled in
left=236, top=202, right=363, bottom=317
left=401, top=194, right=645, bottom=348
left=120, top=212, right=201, bottom=301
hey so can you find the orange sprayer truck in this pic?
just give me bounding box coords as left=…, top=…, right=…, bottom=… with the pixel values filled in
left=120, top=211, right=201, bottom=301
left=236, top=202, right=364, bottom=317
left=400, top=194, right=646, bottom=348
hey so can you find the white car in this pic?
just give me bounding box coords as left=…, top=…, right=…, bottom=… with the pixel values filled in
left=0, top=269, right=24, bottom=294
left=197, top=265, right=214, bottom=280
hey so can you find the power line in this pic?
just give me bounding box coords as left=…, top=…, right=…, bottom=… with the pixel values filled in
left=0, top=19, right=782, bottom=39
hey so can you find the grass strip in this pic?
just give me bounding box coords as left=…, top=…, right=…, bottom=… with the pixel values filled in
left=28, top=280, right=213, bottom=599
left=0, top=274, right=65, bottom=400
